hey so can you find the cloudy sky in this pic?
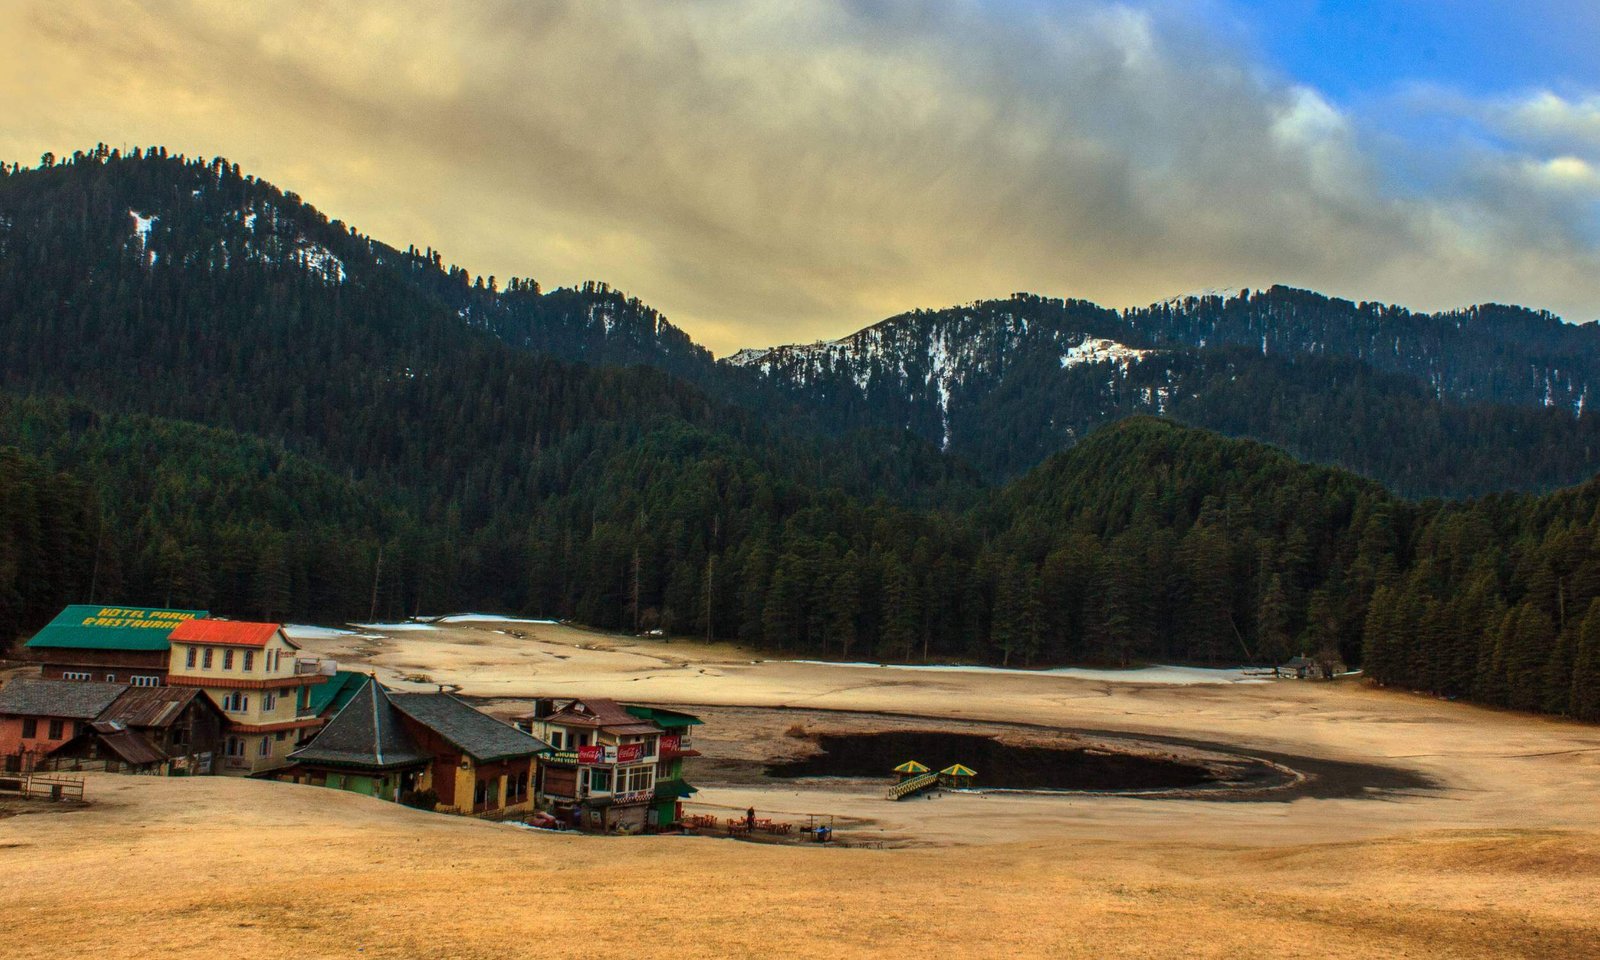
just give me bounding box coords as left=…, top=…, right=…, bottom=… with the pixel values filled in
left=3, top=1, right=1598, bottom=354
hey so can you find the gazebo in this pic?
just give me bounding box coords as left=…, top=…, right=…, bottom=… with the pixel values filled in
left=892, top=760, right=930, bottom=781
left=938, top=764, right=977, bottom=788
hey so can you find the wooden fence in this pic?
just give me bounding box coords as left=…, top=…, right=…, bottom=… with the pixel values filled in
left=0, top=772, right=85, bottom=801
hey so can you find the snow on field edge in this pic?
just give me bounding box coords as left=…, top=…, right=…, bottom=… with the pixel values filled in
left=435, top=614, right=560, bottom=624
left=283, top=624, right=361, bottom=640
left=786, top=661, right=1272, bottom=684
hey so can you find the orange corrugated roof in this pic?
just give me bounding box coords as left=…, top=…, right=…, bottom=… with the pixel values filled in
left=168, top=619, right=282, bottom=647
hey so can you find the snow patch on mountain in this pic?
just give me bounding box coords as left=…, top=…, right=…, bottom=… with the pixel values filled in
left=293, top=241, right=346, bottom=283
left=1060, top=337, right=1149, bottom=369
left=1158, top=285, right=1246, bottom=308
left=128, top=210, right=158, bottom=265
left=726, top=309, right=1160, bottom=451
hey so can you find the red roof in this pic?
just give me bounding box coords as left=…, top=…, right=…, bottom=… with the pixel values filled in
left=168, top=619, right=283, bottom=647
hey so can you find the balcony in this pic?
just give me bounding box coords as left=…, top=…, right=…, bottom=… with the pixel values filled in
left=294, top=658, right=338, bottom=677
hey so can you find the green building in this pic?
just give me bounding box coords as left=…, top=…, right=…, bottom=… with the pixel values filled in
left=623, top=704, right=702, bottom=829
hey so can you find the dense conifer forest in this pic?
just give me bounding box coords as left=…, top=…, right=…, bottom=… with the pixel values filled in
left=3, top=147, right=1599, bottom=721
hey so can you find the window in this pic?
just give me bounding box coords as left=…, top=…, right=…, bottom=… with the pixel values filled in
left=104, top=674, right=115, bottom=682
left=222, top=691, right=249, bottom=713
left=62, top=671, right=90, bottom=681
left=257, top=737, right=271, bottom=757
left=263, top=691, right=277, bottom=711
left=47, top=719, right=64, bottom=739
left=202, top=648, right=213, bottom=669
left=171, top=726, right=188, bottom=747
left=185, top=646, right=196, bottom=669
left=549, top=730, right=565, bottom=750
left=588, top=768, right=612, bottom=792
left=243, top=651, right=254, bottom=672
left=625, top=765, right=653, bottom=793
left=275, top=730, right=286, bottom=742
left=20, top=718, right=36, bottom=738
left=225, top=737, right=244, bottom=757
left=223, top=650, right=234, bottom=670
left=131, top=675, right=161, bottom=687
left=508, top=772, right=528, bottom=802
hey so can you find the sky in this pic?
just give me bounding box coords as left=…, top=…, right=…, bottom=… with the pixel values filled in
left=1, top=1, right=1598, bottom=355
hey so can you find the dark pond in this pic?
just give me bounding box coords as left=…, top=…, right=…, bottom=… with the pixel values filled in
left=766, top=730, right=1216, bottom=791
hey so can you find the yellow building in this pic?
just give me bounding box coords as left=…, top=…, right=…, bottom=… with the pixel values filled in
left=165, top=619, right=332, bottom=776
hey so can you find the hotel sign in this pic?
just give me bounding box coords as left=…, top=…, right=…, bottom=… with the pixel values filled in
left=77, top=608, right=200, bottom=630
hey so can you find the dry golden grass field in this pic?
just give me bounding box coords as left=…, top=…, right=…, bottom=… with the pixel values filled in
left=4, top=619, right=1599, bottom=959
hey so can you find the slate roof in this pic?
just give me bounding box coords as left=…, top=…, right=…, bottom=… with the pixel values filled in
left=0, top=678, right=128, bottom=720
left=25, top=605, right=207, bottom=651
left=290, top=678, right=431, bottom=771
left=168, top=619, right=287, bottom=648
left=390, top=692, right=551, bottom=763
left=98, top=686, right=219, bottom=729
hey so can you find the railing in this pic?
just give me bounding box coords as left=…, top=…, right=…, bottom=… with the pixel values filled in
left=0, top=772, right=86, bottom=801
left=886, top=772, right=939, bottom=800
left=294, top=659, right=338, bottom=676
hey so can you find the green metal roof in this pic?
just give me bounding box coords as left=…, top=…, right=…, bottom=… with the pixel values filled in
left=24, top=605, right=208, bottom=652
left=623, top=705, right=704, bottom=728
left=653, top=778, right=698, bottom=799
left=306, top=670, right=366, bottom=717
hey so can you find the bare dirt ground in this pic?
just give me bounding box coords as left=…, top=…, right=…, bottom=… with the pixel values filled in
left=4, top=619, right=1600, bottom=959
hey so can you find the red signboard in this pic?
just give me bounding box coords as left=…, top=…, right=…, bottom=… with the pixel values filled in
left=577, top=745, right=604, bottom=764
left=616, top=743, right=644, bottom=764
left=660, top=734, right=681, bottom=754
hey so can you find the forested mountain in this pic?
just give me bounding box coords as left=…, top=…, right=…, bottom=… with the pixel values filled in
left=729, top=293, right=1600, bottom=496
left=7, top=147, right=1599, bottom=500
left=1126, top=286, right=1599, bottom=412
left=3, top=146, right=1600, bottom=722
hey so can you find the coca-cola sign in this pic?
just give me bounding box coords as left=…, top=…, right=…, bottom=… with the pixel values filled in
left=616, top=743, right=644, bottom=764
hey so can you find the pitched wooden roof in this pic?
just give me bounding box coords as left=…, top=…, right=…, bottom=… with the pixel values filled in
left=290, top=678, right=430, bottom=771
left=390, top=692, right=550, bottom=763
left=531, top=697, right=661, bottom=736
left=64, top=722, right=169, bottom=766
left=98, top=685, right=218, bottom=728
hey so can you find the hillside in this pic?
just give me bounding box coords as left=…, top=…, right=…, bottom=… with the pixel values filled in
left=728, top=292, right=1600, bottom=494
